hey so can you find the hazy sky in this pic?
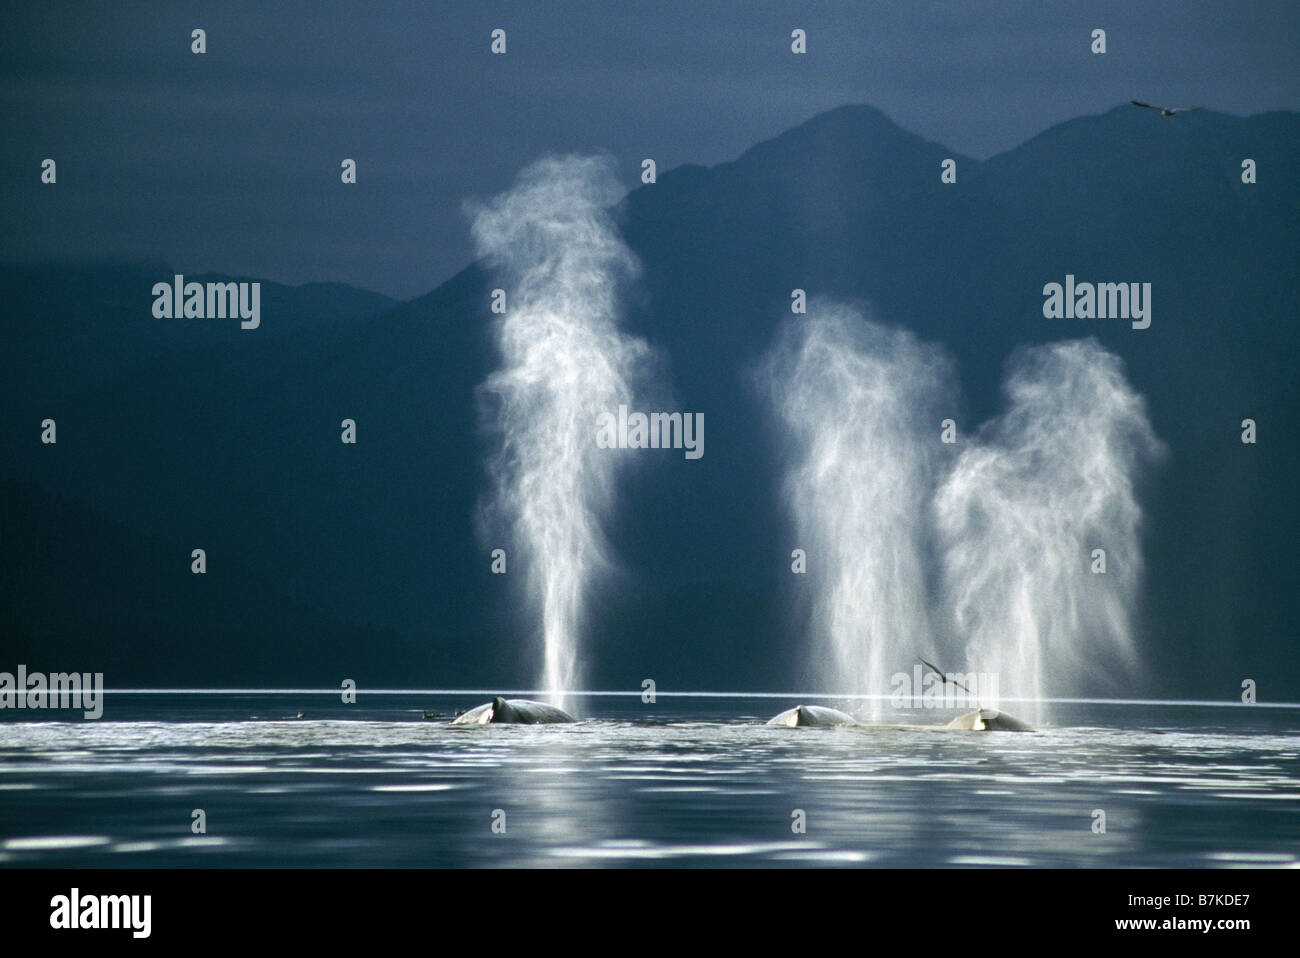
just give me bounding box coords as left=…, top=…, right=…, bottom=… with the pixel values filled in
left=3, top=0, right=1296, bottom=298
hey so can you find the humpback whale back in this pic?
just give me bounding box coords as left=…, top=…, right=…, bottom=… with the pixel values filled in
left=944, top=708, right=1034, bottom=731
left=767, top=704, right=860, bottom=727
left=765, top=703, right=1033, bottom=731
left=450, top=697, right=576, bottom=725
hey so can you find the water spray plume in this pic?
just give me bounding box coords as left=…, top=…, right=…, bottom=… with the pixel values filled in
left=762, top=303, right=1162, bottom=727
left=468, top=154, right=652, bottom=714
left=934, top=338, right=1165, bottom=723
left=760, top=303, right=955, bottom=719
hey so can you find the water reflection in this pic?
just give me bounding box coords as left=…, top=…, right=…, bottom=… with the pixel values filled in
left=0, top=699, right=1296, bottom=867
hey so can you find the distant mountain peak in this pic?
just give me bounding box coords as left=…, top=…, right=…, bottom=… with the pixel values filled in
left=733, top=102, right=963, bottom=169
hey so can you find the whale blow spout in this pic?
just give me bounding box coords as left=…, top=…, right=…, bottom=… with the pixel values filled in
left=470, top=156, right=653, bottom=714
left=767, top=704, right=860, bottom=727
left=450, top=696, right=576, bottom=725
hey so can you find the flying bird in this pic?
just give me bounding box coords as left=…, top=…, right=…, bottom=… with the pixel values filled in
left=919, top=657, right=976, bottom=697
left=1131, top=100, right=1202, bottom=117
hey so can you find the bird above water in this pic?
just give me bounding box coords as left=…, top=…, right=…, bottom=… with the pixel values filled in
left=1131, top=100, right=1203, bottom=117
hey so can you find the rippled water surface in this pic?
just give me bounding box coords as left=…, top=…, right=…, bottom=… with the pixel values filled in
left=2, top=696, right=1297, bottom=867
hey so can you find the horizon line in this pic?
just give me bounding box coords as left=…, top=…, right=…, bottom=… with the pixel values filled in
left=84, top=689, right=1300, bottom=709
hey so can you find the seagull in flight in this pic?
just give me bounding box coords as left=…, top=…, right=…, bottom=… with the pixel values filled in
left=1131, top=100, right=1202, bottom=117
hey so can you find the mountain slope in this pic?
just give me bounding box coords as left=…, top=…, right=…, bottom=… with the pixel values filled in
left=0, top=263, right=397, bottom=408
left=3, top=104, right=1296, bottom=696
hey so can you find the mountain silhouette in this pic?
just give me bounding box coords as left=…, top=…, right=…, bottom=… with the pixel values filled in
left=2, top=104, right=1295, bottom=697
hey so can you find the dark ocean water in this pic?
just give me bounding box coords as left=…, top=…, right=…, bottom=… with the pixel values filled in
left=1, top=695, right=1297, bottom=868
